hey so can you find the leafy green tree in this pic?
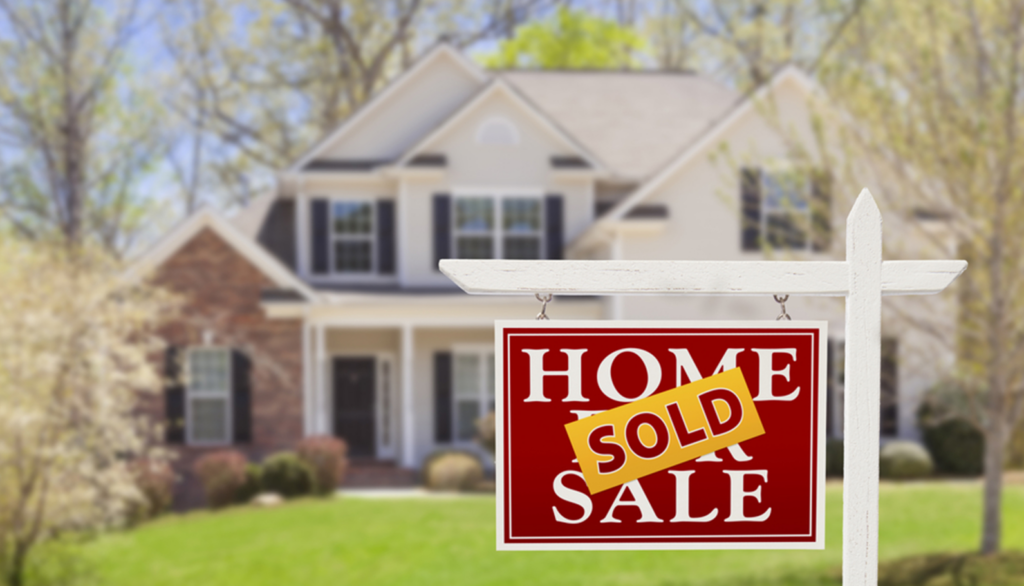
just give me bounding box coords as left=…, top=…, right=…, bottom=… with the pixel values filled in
left=819, top=0, right=1024, bottom=554
left=161, top=0, right=555, bottom=209
left=480, top=6, right=646, bottom=69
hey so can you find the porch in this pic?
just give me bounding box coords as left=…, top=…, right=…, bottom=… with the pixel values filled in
left=274, top=292, right=606, bottom=470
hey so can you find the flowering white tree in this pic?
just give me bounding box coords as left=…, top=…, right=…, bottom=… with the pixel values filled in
left=0, top=242, right=175, bottom=586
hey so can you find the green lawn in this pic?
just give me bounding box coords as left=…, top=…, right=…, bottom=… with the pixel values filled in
left=81, top=481, right=1024, bottom=586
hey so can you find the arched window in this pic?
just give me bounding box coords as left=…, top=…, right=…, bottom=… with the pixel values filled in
left=475, top=117, right=520, bottom=145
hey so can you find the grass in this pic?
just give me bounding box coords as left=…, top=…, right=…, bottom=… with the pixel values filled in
left=79, top=481, right=1024, bottom=586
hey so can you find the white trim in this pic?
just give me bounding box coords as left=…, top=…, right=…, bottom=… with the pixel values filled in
left=302, top=321, right=313, bottom=435
left=124, top=207, right=317, bottom=302
left=288, top=44, right=487, bottom=172
left=316, top=325, right=328, bottom=434
left=574, top=67, right=820, bottom=248
left=394, top=79, right=607, bottom=172
left=401, top=324, right=415, bottom=467
left=377, top=353, right=398, bottom=459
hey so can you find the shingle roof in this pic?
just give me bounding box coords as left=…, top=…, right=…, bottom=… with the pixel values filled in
left=501, top=70, right=739, bottom=179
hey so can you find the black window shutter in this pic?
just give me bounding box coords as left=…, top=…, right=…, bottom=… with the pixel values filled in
left=164, top=346, right=185, bottom=444
left=741, top=167, right=762, bottom=251
left=434, top=352, right=453, bottom=443
left=377, top=199, right=396, bottom=274
left=311, top=199, right=330, bottom=274
left=811, top=170, right=833, bottom=252
left=880, top=338, right=898, bottom=436
left=433, top=194, right=451, bottom=271
left=545, top=194, right=564, bottom=260
left=232, top=349, right=253, bottom=444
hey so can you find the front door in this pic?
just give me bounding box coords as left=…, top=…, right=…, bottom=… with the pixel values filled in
left=333, top=357, right=375, bottom=457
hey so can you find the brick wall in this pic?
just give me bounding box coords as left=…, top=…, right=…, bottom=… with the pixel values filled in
left=147, top=227, right=304, bottom=509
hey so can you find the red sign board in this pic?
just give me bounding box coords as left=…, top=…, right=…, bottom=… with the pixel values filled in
left=495, top=321, right=827, bottom=550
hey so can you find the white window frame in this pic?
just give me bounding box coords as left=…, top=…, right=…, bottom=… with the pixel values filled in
left=451, top=345, right=495, bottom=445
left=329, top=198, right=376, bottom=275
left=760, top=165, right=812, bottom=251
left=185, top=346, right=233, bottom=446
left=451, top=190, right=545, bottom=260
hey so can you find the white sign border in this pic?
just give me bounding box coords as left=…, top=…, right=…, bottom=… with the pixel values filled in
left=494, top=319, right=828, bottom=551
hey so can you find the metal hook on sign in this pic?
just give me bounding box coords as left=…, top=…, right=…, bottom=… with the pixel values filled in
left=774, top=294, right=792, bottom=321
left=535, top=293, right=552, bottom=320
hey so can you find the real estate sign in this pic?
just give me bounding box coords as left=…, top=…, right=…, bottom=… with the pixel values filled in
left=495, top=321, right=827, bottom=550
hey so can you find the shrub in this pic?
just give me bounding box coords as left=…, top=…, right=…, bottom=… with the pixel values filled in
left=261, top=452, right=315, bottom=498
left=424, top=450, right=484, bottom=492
left=193, top=450, right=248, bottom=508
left=235, top=464, right=263, bottom=504
left=880, top=441, right=934, bottom=480
left=476, top=412, right=496, bottom=456
left=825, top=439, right=843, bottom=477
left=128, top=459, right=175, bottom=522
left=922, top=418, right=984, bottom=476
left=296, top=436, right=348, bottom=496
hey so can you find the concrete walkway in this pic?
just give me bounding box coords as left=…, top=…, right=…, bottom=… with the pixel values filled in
left=337, top=487, right=493, bottom=499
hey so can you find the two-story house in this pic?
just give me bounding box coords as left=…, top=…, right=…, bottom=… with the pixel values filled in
left=128, top=43, right=952, bottom=505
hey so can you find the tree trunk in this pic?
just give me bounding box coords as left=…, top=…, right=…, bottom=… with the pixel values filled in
left=981, top=415, right=1006, bottom=554
left=6, top=541, right=28, bottom=586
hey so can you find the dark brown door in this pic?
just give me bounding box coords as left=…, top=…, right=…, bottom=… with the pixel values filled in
left=333, top=357, right=375, bottom=457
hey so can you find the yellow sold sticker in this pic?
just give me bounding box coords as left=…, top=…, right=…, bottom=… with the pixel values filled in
left=565, top=368, right=766, bottom=494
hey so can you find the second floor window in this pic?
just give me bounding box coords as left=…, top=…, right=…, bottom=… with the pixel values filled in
left=741, top=166, right=832, bottom=253
left=333, top=201, right=374, bottom=272
left=763, top=170, right=811, bottom=250
left=453, top=196, right=543, bottom=260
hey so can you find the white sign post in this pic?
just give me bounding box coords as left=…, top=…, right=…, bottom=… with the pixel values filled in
left=441, top=190, right=966, bottom=586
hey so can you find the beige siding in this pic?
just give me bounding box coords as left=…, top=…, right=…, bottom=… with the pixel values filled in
left=321, top=52, right=483, bottom=161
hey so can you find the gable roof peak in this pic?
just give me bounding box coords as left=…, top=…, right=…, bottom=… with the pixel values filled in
left=287, top=42, right=488, bottom=172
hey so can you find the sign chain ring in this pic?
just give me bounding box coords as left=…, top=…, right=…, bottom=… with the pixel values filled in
left=774, top=294, right=792, bottom=321
left=535, top=293, right=552, bottom=320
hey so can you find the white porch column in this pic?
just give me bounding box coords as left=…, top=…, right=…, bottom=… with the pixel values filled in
left=316, top=324, right=329, bottom=435
left=302, top=320, right=312, bottom=436
left=401, top=324, right=415, bottom=468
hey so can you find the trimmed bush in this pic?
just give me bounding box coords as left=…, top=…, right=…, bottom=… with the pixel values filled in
left=235, top=464, right=263, bottom=504
left=879, top=551, right=1024, bottom=586
left=825, top=439, right=843, bottom=477
left=424, top=450, right=484, bottom=492
left=261, top=452, right=315, bottom=498
left=880, top=441, right=934, bottom=480
left=128, top=459, right=175, bottom=522
left=297, top=436, right=348, bottom=495
left=922, top=418, right=984, bottom=476
left=194, top=450, right=248, bottom=508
